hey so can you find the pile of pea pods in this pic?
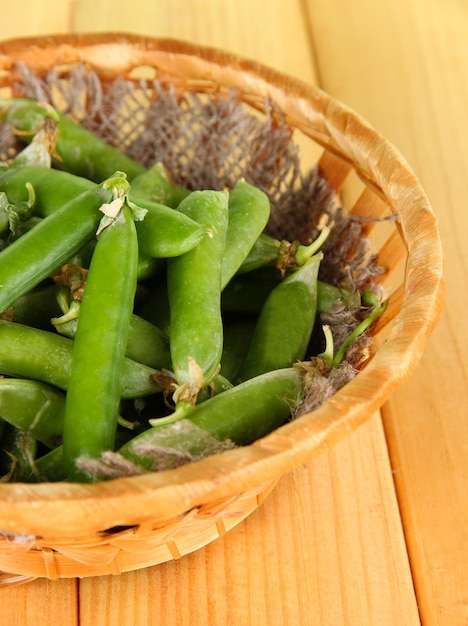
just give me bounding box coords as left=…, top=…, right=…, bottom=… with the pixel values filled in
left=0, top=98, right=386, bottom=483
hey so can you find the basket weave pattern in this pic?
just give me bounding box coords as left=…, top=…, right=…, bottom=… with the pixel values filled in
left=0, top=34, right=444, bottom=582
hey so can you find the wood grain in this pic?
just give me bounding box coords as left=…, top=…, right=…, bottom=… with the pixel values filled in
left=0, top=0, right=465, bottom=624
left=305, top=0, right=468, bottom=623
left=0, top=0, right=72, bottom=39
left=70, top=0, right=318, bottom=83
left=78, top=415, right=419, bottom=626
left=0, top=578, right=78, bottom=625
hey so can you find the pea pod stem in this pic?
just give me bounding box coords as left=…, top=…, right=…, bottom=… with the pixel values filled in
left=52, top=289, right=82, bottom=325
left=149, top=367, right=234, bottom=426
left=294, top=227, right=330, bottom=265
left=331, top=298, right=388, bottom=367
left=238, top=228, right=330, bottom=276
left=0, top=182, right=35, bottom=240
left=319, top=295, right=388, bottom=367
left=319, top=325, right=335, bottom=365
left=12, top=115, right=59, bottom=168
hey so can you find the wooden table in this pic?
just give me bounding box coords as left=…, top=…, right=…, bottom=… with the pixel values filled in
left=0, top=1, right=466, bottom=624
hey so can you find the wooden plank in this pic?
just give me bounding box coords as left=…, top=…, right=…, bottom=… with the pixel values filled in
left=0, top=578, right=78, bottom=625
left=0, top=2, right=424, bottom=624
left=71, top=0, right=318, bottom=83
left=0, top=6, right=81, bottom=622
left=71, top=2, right=420, bottom=622
left=0, top=0, right=72, bottom=39
left=79, top=414, right=419, bottom=626
left=305, top=0, right=468, bottom=623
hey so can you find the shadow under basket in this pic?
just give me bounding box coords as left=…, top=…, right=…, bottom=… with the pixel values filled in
left=0, top=33, right=443, bottom=583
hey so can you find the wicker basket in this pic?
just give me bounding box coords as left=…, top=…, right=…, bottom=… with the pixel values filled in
left=0, top=33, right=443, bottom=583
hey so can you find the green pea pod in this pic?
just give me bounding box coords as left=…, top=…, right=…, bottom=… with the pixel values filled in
left=130, top=162, right=191, bottom=208
left=236, top=232, right=280, bottom=273
left=136, top=255, right=165, bottom=282
left=0, top=204, right=9, bottom=237
left=236, top=253, right=322, bottom=381
left=221, top=268, right=281, bottom=314
left=136, top=279, right=171, bottom=334
left=0, top=319, right=162, bottom=398
left=7, top=215, right=42, bottom=240
left=21, top=429, right=135, bottom=483
left=167, top=189, right=229, bottom=403
left=0, top=165, right=94, bottom=218
left=238, top=230, right=329, bottom=276
left=220, top=317, right=257, bottom=381
left=0, top=171, right=129, bottom=314
left=62, top=204, right=140, bottom=480
left=120, top=366, right=304, bottom=472
left=33, top=363, right=301, bottom=479
left=68, top=239, right=96, bottom=269
left=2, top=284, right=62, bottom=330
left=20, top=445, right=65, bottom=483
left=53, top=311, right=172, bottom=371
left=0, top=182, right=36, bottom=241
left=222, top=269, right=358, bottom=316
left=193, top=373, right=234, bottom=405
left=0, top=166, right=209, bottom=259
left=221, top=179, right=271, bottom=288
left=0, top=98, right=146, bottom=181
left=132, top=194, right=211, bottom=258
left=0, top=378, right=65, bottom=448
left=119, top=315, right=172, bottom=370
left=316, top=281, right=361, bottom=314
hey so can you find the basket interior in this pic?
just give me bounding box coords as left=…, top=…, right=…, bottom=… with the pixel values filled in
left=0, top=36, right=443, bottom=580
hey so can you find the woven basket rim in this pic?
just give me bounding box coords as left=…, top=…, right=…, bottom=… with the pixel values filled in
left=0, top=33, right=444, bottom=537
